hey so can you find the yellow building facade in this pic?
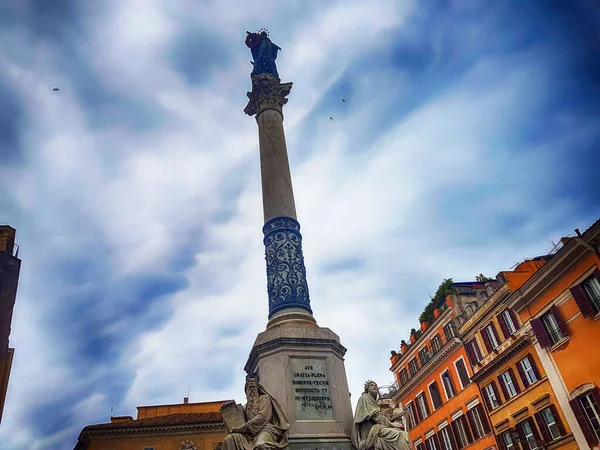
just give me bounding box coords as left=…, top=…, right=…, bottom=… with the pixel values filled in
left=458, top=259, right=578, bottom=450
left=73, top=399, right=228, bottom=450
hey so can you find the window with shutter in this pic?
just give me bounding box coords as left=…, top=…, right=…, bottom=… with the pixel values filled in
left=400, top=368, right=409, bottom=385
left=571, top=283, right=597, bottom=317
left=500, top=431, right=516, bottom=450
left=500, top=371, right=518, bottom=399
left=530, top=317, right=552, bottom=348
left=429, top=381, right=443, bottom=409
left=466, top=405, right=488, bottom=440
left=517, top=355, right=538, bottom=387
left=431, top=334, right=443, bottom=354
left=483, top=382, right=500, bottom=409
left=426, top=435, right=439, bottom=450
left=406, top=401, right=418, bottom=428
left=437, top=428, right=454, bottom=450
left=484, top=323, right=500, bottom=350
left=416, top=443, right=425, bottom=450
left=416, top=393, right=430, bottom=419
left=420, top=346, right=431, bottom=366
left=577, top=391, right=600, bottom=443
left=409, top=358, right=419, bottom=376
left=452, top=416, right=472, bottom=448
left=539, top=406, right=563, bottom=440
left=466, top=338, right=482, bottom=365
left=454, top=358, right=470, bottom=389
left=583, top=273, right=600, bottom=312
left=499, top=309, right=518, bottom=338
left=542, top=310, right=566, bottom=345
left=517, top=418, right=541, bottom=449
left=441, top=370, right=456, bottom=400
left=570, top=396, right=598, bottom=446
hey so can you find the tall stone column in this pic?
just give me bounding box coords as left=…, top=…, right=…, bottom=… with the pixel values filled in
left=244, top=74, right=315, bottom=328
left=242, top=34, right=354, bottom=450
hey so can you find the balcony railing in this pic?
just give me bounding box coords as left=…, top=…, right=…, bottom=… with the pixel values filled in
left=379, top=381, right=399, bottom=399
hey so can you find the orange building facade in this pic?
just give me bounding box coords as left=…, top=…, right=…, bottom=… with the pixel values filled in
left=73, top=399, right=228, bottom=450
left=0, top=225, right=21, bottom=423
left=513, top=219, right=600, bottom=450
left=390, top=301, right=496, bottom=450
left=457, top=259, right=578, bottom=450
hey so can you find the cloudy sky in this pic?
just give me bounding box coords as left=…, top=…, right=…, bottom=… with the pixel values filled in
left=1, top=0, right=599, bottom=448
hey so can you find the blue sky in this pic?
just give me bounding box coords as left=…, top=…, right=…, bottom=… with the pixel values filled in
left=1, top=0, right=599, bottom=448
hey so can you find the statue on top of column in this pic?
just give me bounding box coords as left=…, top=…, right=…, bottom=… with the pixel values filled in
left=245, top=29, right=281, bottom=79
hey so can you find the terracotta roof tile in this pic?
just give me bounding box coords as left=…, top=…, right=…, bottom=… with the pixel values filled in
left=83, top=412, right=223, bottom=431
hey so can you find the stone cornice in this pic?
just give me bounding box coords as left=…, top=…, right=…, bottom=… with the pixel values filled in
left=82, top=422, right=225, bottom=439
left=392, top=337, right=461, bottom=401
left=244, top=337, right=347, bottom=373
left=471, top=332, right=531, bottom=383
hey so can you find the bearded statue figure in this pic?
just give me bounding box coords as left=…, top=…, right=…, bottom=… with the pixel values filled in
left=352, top=381, right=411, bottom=450
left=222, top=375, right=290, bottom=450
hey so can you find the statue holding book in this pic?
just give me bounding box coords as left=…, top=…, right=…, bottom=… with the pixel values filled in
left=221, top=374, right=290, bottom=450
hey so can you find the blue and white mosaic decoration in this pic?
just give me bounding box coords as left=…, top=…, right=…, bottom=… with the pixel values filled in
left=263, top=216, right=312, bottom=317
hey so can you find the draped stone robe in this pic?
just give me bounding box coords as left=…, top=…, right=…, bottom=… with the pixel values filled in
left=352, top=392, right=410, bottom=450
left=223, top=383, right=289, bottom=450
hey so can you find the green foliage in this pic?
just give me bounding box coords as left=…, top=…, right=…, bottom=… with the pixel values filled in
left=475, top=273, right=490, bottom=282
left=418, top=278, right=456, bottom=324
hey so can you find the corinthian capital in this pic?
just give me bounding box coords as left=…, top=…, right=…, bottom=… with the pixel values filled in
left=244, top=73, right=293, bottom=118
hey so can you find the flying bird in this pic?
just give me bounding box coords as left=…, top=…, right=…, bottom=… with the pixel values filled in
left=52, top=87, right=59, bottom=92
left=342, top=98, right=346, bottom=103
left=329, top=116, right=333, bottom=120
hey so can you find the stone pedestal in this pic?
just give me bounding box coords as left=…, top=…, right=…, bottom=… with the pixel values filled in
left=244, top=324, right=354, bottom=450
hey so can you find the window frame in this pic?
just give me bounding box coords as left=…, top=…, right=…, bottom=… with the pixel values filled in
left=500, top=371, right=518, bottom=399
left=542, top=311, right=565, bottom=345
left=428, top=380, right=443, bottom=410
left=483, top=383, right=500, bottom=409
left=541, top=407, right=561, bottom=440
left=501, top=309, right=518, bottom=335
left=431, top=334, right=443, bottom=354
left=416, top=391, right=430, bottom=420
left=501, top=430, right=515, bottom=450
left=438, top=426, right=454, bottom=450
left=485, top=324, right=500, bottom=349
left=440, top=369, right=456, bottom=401
left=452, top=415, right=472, bottom=449
left=518, top=356, right=538, bottom=387
left=519, top=419, right=541, bottom=450
left=454, top=356, right=470, bottom=390
left=409, top=357, right=419, bottom=376
left=579, top=392, right=600, bottom=441
left=406, top=401, right=418, bottom=429
left=399, top=368, right=409, bottom=385
left=420, top=346, right=431, bottom=366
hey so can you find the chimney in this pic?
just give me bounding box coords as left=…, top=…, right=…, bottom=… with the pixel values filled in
left=183, top=397, right=189, bottom=404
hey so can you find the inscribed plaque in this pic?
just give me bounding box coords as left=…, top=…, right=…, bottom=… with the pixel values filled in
left=291, top=358, right=334, bottom=420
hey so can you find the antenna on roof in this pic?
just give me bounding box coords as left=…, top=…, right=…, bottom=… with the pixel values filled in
left=188, top=384, right=191, bottom=398
left=110, top=406, right=113, bottom=419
